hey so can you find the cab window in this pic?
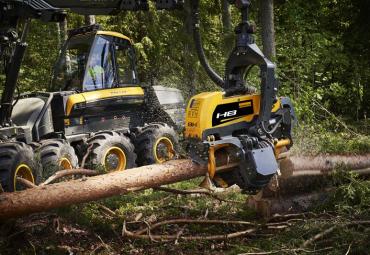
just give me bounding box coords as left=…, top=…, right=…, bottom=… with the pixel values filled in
left=115, top=44, right=137, bottom=86
left=51, top=34, right=94, bottom=92
left=83, top=36, right=115, bottom=91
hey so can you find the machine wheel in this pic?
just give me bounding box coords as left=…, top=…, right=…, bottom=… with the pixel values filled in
left=0, top=142, right=41, bottom=192
left=135, top=123, right=179, bottom=166
left=39, top=139, right=79, bottom=178
left=87, top=131, right=136, bottom=172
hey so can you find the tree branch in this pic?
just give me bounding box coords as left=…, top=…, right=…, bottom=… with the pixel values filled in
left=16, top=177, right=37, bottom=189
left=134, top=219, right=257, bottom=236
left=154, top=186, right=243, bottom=204
left=122, top=221, right=258, bottom=241
left=41, top=169, right=98, bottom=186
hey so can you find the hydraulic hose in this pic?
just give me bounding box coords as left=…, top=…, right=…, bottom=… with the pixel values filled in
left=190, top=0, right=224, bottom=87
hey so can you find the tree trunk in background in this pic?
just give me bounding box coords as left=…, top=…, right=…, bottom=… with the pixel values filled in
left=57, top=19, right=68, bottom=47
left=221, top=0, right=234, bottom=55
left=84, top=15, right=96, bottom=26
left=259, top=0, right=276, bottom=59
left=185, top=0, right=197, bottom=97
left=56, top=23, right=61, bottom=48
left=61, top=19, right=70, bottom=73
left=221, top=0, right=232, bottom=33
left=363, top=76, right=370, bottom=121
left=61, top=19, right=68, bottom=41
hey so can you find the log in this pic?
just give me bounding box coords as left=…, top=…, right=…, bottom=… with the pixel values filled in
left=279, top=154, right=370, bottom=177
left=1, top=153, right=370, bottom=220
left=249, top=154, right=370, bottom=217
left=0, top=160, right=207, bottom=220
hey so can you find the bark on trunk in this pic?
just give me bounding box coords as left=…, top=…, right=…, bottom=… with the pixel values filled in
left=221, top=0, right=232, bottom=33
left=363, top=76, right=370, bottom=120
left=56, top=23, right=61, bottom=48
left=279, top=154, right=370, bottom=178
left=61, top=19, right=68, bottom=41
left=221, top=0, right=234, bottom=54
left=259, top=0, right=276, bottom=59
left=0, top=160, right=207, bottom=220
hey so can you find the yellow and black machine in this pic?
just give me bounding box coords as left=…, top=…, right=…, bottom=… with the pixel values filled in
left=0, top=0, right=295, bottom=194
left=184, top=0, right=295, bottom=193
left=0, top=1, right=185, bottom=191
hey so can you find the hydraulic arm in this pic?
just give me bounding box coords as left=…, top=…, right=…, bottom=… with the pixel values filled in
left=185, top=0, right=295, bottom=192
left=190, top=0, right=279, bottom=137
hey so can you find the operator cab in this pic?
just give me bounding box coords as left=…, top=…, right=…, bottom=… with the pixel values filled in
left=51, top=25, right=138, bottom=92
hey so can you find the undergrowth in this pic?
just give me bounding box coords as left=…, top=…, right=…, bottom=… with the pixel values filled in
left=292, top=124, right=370, bottom=155
left=1, top=172, right=369, bottom=255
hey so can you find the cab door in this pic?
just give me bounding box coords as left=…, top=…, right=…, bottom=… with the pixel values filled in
left=113, top=40, right=139, bottom=87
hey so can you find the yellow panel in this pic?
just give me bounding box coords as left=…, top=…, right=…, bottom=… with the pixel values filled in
left=184, top=91, right=281, bottom=139
left=97, top=31, right=133, bottom=44
left=66, top=87, right=144, bottom=116
left=239, top=101, right=252, bottom=108
left=66, top=94, right=85, bottom=116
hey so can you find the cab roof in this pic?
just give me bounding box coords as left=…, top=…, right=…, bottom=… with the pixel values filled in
left=68, top=24, right=133, bottom=44
left=96, top=31, right=133, bottom=44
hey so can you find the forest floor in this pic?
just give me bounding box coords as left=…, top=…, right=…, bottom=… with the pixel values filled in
left=1, top=174, right=369, bottom=255
left=0, top=129, right=370, bottom=255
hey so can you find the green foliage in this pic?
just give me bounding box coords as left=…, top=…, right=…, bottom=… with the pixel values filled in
left=276, top=0, right=370, bottom=121
left=292, top=124, right=370, bottom=155
left=329, top=170, right=370, bottom=216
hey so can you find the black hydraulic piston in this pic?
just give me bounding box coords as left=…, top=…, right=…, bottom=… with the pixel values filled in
left=0, top=41, right=27, bottom=127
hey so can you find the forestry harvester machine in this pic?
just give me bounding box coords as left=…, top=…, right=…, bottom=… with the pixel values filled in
left=0, top=0, right=185, bottom=192
left=0, top=0, right=295, bottom=195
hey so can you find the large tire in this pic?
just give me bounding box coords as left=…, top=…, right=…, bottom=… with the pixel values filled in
left=0, top=142, right=41, bottom=192
left=38, top=139, right=79, bottom=178
left=87, top=131, right=136, bottom=172
left=134, top=123, right=179, bottom=166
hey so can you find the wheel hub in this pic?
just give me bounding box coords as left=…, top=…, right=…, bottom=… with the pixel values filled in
left=154, top=137, right=174, bottom=163
left=104, top=147, right=126, bottom=171
left=60, top=157, right=73, bottom=170
left=14, top=164, right=35, bottom=191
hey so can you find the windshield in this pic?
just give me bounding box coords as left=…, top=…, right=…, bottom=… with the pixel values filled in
left=51, top=33, right=94, bottom=91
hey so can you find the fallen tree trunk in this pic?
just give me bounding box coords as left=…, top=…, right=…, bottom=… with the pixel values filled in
left=248, top=154, right=370, bottom=217
left=1, top=154, right=370, bottom=220
left=0, top=160, right=208, bottom=220
left=279, top=154, right=370, bottom=177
